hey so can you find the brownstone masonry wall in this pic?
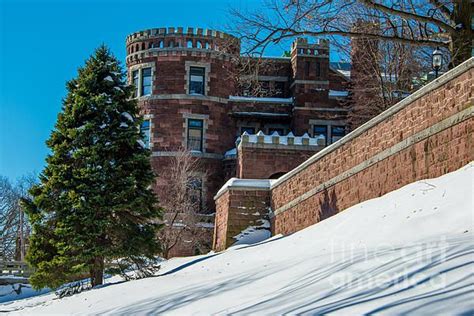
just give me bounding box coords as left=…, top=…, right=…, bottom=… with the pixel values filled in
left=237, top=132, right=324, bottom=179
left=213, top=179, right=272, bottom=251
left=271, top=58, right=473, bottom=235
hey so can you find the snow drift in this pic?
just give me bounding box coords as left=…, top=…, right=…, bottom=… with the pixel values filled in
left=2, top=162, right=473, bottom=315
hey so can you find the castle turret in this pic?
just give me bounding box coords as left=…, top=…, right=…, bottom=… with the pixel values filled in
left=126, top=27, right=240, bottom=257
left=290, top=37, right=330, bottom=106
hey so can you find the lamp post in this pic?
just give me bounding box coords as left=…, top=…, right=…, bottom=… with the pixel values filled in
left=432, top=48, right=443, bottom=79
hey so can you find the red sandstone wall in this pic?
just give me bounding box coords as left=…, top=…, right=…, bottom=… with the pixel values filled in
left=237, top=146, right=318, bottom=179
left=271, top=59, right=473, bottom=235
left=214, top=188, right=271, bottom=251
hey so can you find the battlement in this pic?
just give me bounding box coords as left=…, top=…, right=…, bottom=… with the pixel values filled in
left=127, top=27, right=238, bottom=43
left=239, top=131, right=325, bottom=148
left=126, top=27, right=240, bottom=57
left=291, top=37, right=329, bottom=57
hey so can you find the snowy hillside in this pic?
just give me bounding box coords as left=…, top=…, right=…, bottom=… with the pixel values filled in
left=2, top=163, right=473, bottom=315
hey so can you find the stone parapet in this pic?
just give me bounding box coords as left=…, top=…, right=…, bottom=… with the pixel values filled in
left=213, top=179, right=273, bottom=251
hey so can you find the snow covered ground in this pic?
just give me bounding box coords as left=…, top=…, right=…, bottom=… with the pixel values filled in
left=2, top=162, right=473, bottom=315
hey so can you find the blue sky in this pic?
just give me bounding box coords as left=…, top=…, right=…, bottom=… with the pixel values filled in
left=0, top=0, right=335, bottom=181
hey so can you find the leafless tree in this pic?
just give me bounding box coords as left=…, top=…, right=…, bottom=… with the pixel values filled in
left=157, top=148, right=211, bottom=258
left=338, top=20, right=433, bottom=128
left=218, top=36, right=288, bottom=97
left=229, top=0, right=472, bottom=67
left=0, top=174, right=36, bottom=261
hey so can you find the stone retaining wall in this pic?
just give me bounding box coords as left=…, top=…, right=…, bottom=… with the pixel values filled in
left=271, top=58, right=473, bottom=235
left=213, top=179, right=272, bottom=251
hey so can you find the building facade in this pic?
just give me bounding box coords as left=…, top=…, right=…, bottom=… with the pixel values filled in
left=125, top=27, right=349, bottom=256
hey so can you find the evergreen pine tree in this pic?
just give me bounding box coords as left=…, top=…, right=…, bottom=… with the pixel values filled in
left=22, top=45, right=162, bottom=289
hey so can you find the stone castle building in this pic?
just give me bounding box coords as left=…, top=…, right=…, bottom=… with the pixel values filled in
left=125, top=27, right=350, bottom=256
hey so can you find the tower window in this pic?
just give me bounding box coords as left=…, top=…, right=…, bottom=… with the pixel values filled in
left=140, top=119, right=151, bottom=148
left=189, top=67, right=205, bottom=95
left=187, top=119, right=204, bottom=152
left=187, top=40, right=193, bottom=48
left=315, top=62, right=321, bottom=77
left=331, top=126, right=345, bottom=143
left=132, top=70, right=139, bottom=97
left=313, top=125, right=328, bottom=146
left=141, top=67, right=152, bottom=96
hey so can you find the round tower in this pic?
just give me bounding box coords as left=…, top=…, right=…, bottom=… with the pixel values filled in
left=125, top=27, right=240, bottom=255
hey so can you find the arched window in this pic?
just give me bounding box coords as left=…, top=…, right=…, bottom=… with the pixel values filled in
left=205, top=42, right=210, bottom=49
left=169, top=41, right=174, bottom=48
left=187, top=40, right=193, bottom=48
left=149, top=42, right=153, bottom=49
left=176, top=40, right=181, bottom=47
left=196, top=41, right=202, bottom=48
left=142, top=42, right=146, bottom=50
left=135, top=44, right=139, bottom=52
left=158, top=41, right=164, bottom=48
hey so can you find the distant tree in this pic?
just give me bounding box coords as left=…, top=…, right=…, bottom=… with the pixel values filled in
left=22, top=46, right=162, bottom=289
left=344, top=20, right=431, bottom=128
left=0, top=174, right=35, bottom=261
left=230, top=0, right=472, bottom=67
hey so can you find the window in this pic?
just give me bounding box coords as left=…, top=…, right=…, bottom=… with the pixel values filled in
left=259, top=81, right=270, bottom=95
left=313, top=125, right=328, bottom=146
left=187, top=40, right=193, bottom=48
left=189, top=67, right=205, bottom=95
left=188, top=178, right=203, bottom=212
left=305, top=61, right=310, bottom=77
left=331, top=126, right=345, bottom=143
left=274, top=82, right=285, bottom=97
left=268, top=128, right=284, bottom=135
left=187, top=119, right=204, bottom=151
left=132, top=70, right=139, bottom=97
left=196, top=41, right=202, bottom=48
left=141, top=68, right=152, bottom=96
left=140, top=119, right=151, bottom=148
left=315, top=62, right=321, bottom=77
left=240, top=127, right=255, bottom=135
